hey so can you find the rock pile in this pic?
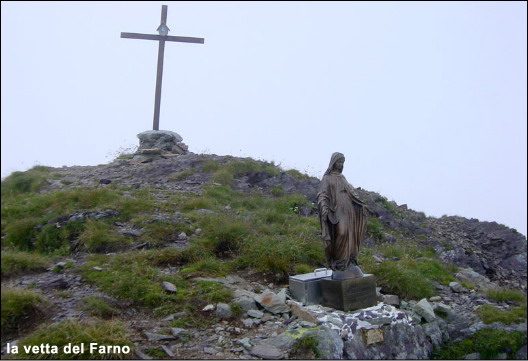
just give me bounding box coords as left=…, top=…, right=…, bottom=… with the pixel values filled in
left=132, top=130, right=189, bottom=163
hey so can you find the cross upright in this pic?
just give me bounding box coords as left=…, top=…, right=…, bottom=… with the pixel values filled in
left=121, top=5, right=204, bottom=131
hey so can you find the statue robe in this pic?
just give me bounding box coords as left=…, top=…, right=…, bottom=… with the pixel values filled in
left=317, top=172, right=367, bottom=271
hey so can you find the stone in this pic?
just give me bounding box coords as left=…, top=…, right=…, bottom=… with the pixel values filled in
left=161, top=281, right=177, bottom=293
left=203, top=347, right=217, bottom=355
left=382, top=294, right=400, bottom=306
left=202, top=304, right=215, bottom=311
left=177, top=232, right=188, bottom=240
left=237, top=337, right=252, bottom=350
left=242, top=318, right=255, bottom=328
left=135, top=348, right=153, bottom=360
left=462, top=353, right=481, bottom=359
left=215, top=303, right=232, bottom=319
left=170, top=328, right=189, bottom=338
left=162, top=312, right=187, bottom=321
left=289, top=303, right=319, bottom=324
left=255, top=291, right=290, bottom=314
left=144, top=332, right=175, bottom=342
left=429, top=296, right=442, bottom=302
left=247, top=309, right=264, bottom=318
left=160, top=345, right=174, bottom=357
left=344, top=322, right=433, bottom=359
left=413, top=298, right=436, bottom=323
left=516, top=344, right=527, bottom=360
left=433, top=303, right=456, bottom=321
left=455, top=268, right=494, bottom=291
left=233, top=296, right=258, bottom=312
left=364, top=328, right=384, bottom=345
left=422, top=321, right=443, bottom=348
left=46, top=278, right=69, bottom=290
left=250, top=344, right=284, bottom=359
left=449, top=282, right=465, bottom=293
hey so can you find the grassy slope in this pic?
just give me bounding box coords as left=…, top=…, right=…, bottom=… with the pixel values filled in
left=1, top=159, right=526, bottom=358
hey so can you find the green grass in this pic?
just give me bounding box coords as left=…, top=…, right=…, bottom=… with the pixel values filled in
left=286, top=169, right=313, bottom=181
left=211, top=159, right=280, bottom=186
left=1, top=250, right=51, bottom=278
left=77, top=220, right=130, bottom=253
left=476, top=304, right=527, bottom=325
left=375, top=196, right=399, bottom=214
left=2, top=187, right=155, bottom=252
left=290, top=336, right=320, bottom=359
left=201, top=160, right=221, bottom=173
left=1, top=166, right=51, bottom=196
left=486, top=289, right=527, bottom=303
left=433, top=329, right=527, bottom=359
left=170, top=168, right=196, bottom=181
left=13, top=319, right=133, bottom=359
left=1, top=288, right=49, bottom=336
left=80, top=251, right=232, bottom=320
left=367, top=217, right=384, bottom=241
left=80, top=296, right=119, bottom=319
left=361, top=244, right=456, bottom=300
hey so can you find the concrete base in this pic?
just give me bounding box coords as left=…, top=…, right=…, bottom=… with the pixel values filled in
left=320, top=274, right=377, bottom=311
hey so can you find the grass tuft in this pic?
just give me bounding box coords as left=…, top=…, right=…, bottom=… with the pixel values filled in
left=14, top=319, right=133, bottom=359
left=1, top=250, right=51, bottom=278
left=432, top=329, right=526, bottom=360
left=1, top=288, right=49, bottom=336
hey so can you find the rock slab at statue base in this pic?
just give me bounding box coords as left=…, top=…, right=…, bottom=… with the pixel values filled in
left=320, top=274, right=377, bottom=311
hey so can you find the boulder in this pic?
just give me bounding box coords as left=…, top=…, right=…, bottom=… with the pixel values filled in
left=161, top=281, right=177, bottom=293
left=449, top=282, right=466, bottom=293
left=214, top=303, right=232, bottom=319
left=455, top=268, right=494, bottom=291
left=255, top=291, right=290, bottom=314
left=289, top=303, right=319, bottom=324
left=413, top=298, right=436, bottom=323
left=343, top=323, right=433, bottom=359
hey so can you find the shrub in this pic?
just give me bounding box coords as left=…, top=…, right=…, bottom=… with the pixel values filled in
left=1, top=288, right=49, bottom=336
left=3, top=218, right=40, bottom=251
left=14, top=319, right=133, bottom=359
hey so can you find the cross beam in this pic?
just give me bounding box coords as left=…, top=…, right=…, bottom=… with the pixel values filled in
left=121, top=5, right=204, bottom=131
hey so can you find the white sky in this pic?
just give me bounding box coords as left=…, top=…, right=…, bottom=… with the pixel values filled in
left=2, top=1, right=527, bottom=236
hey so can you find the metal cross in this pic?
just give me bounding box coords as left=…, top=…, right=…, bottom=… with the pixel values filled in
left=121, top=5, right=204, bottom=131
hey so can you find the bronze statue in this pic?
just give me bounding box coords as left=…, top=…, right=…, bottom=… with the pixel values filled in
left=317, top=152, right=367, bottom=279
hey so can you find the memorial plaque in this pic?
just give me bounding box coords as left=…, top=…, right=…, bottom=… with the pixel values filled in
left=320, top=274, right=377, bottom=311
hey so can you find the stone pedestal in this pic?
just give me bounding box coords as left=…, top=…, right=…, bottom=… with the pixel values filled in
left=137, top=130, right=188, bottom=155
left=320, top=274, right=377, bottom=311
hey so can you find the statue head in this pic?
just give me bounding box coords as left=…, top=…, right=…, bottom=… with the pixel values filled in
left=324, top=152, right=345, bottom=175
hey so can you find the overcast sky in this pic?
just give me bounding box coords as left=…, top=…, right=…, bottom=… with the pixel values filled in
left=2, top=1, right=527, bottom=236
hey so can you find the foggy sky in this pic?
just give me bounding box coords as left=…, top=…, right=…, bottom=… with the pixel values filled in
left=2, top=1, right=526, bottom=235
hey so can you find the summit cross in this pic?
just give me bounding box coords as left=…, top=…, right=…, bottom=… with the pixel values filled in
left=121, top=5, right=204, bottom=131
